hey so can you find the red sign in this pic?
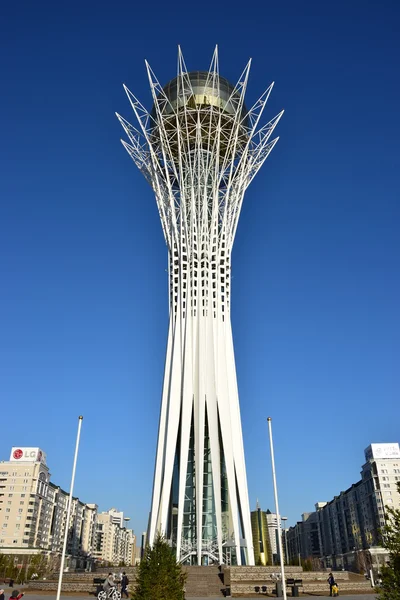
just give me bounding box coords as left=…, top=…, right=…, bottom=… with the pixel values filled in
left=13, top=449, right=23, bottom=460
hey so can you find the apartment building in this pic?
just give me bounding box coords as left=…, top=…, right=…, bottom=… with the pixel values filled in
left=82, top=503, right=98, bottom=555
left=0, top=447, right=98, bottom=568
left=286, top=511, right=320, bottom=564
left=94, top=508, right=136, bottom=565
left=286, top=442, right=400, bottom=570
left=0, top=448, right=136, bottom=568
left=0, top=447, right=52, bottom=551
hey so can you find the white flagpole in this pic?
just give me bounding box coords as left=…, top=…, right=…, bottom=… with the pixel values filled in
left=56, top=416, right=83, bottom=600
left=267, top=417, right=287, bottom=600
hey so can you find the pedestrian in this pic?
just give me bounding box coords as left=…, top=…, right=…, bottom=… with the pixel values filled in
left=0, top=589, right=5, bottom=600
left=10, top=591, right=24, bottom=600
left=120, top=572, right=129, bottom=599
left=332, top=583, right=339, bottom=597
left=327, top=573, right=335, bottom=597
left=8, top=582, right=13, bottom=590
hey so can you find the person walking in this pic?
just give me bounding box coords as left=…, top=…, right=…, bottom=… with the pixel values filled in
left=0, top=589, right=5, bottom=600
left=327, top=573, right=335, bottom=597
left=120, top=572, right=129, bottom=599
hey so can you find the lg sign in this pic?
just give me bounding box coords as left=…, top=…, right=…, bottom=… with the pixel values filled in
left=10, top=447, right=46, bottom=464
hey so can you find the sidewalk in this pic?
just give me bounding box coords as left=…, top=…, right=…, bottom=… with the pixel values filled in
left=0, top=594, right=378, bottom=600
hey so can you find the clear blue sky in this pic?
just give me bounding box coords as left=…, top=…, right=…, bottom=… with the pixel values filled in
left=1, top=0, right=399, bottom=536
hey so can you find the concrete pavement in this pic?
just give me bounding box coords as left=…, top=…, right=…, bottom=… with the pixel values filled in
left=2, top=594, right=378, bottom=600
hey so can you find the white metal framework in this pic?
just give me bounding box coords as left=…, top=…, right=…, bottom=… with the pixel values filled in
left=117, top=46, right=283, bottom=566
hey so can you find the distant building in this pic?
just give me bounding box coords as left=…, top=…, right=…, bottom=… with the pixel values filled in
left=250, top=505, right=287, bottom=565
left=266, top=510, right=279, bottom=562
left=0, top=447, right=136, bottom=570
left=286, top=511, right=320, bottom=564
left=140, top=531, right=147, bottom=559
left=251, top=503, right=271, bottom=565
left=0, top=447, right=98, bottom=569
left=94, top=508, right=136, bottom=566
left=286, top=443, right=400, bottom=570
left=0, top=447, right=52, bottom=551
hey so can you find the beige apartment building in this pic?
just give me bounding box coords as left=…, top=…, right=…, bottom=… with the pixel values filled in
left=0, top=447, right=98, bottom=568
left=0, top=447, right=52, bottom=551
left=0, top=448, right=136, bottom=568
left=94, top=508, right=136, bottom=565
left=286, top=442, right=400, bottom=570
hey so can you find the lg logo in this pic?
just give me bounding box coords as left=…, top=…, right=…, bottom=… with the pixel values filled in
left=13, top=449, right=40, bottom=460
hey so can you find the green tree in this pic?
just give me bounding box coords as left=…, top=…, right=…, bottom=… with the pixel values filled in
left=133, top=534, right=186, bottom=600
left=378, top=482, right=400, bottom=600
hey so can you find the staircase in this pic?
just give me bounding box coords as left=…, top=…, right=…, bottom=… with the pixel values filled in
left=184, top=566, right=225, bottom=597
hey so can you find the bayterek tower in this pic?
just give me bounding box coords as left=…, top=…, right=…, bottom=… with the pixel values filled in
left=117, top=47, right=283, bottom=566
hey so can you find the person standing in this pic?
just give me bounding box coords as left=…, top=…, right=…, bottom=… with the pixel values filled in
left=120, top=572, right=129, bottom=599
left=327, top=573, right=335, bottom=597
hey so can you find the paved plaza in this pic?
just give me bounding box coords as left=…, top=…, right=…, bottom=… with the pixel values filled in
left=1, top=594, right=377, bottom=600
